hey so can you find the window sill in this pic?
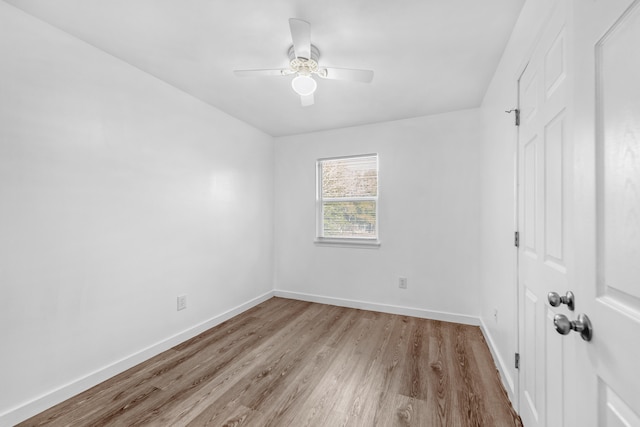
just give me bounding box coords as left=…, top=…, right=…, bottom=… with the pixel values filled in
left=314, top=238, right=381, bottom=248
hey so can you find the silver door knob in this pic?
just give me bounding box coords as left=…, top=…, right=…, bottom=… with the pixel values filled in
left=553, top=313, right=593, bottom=341
left=548, top=291, right=575, bottom=311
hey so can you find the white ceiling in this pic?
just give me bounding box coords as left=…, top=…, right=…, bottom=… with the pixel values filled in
left=4, top=0, right=525, bottom=137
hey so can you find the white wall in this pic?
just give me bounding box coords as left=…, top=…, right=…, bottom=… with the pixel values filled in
left=274, top=110, right=482, bottom=321
left=479, top=0, right=559, bottom=402
left=0, top=4, right=273, bottom=424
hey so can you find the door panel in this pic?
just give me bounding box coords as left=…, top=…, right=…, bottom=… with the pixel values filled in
left=523, top=288, right=540, bottom=422
left=518, top=3, right=569, bottom=427
left=523, top=137, right=538, bottom=256
left=545, top=309, right=564, bottom=427
left=544, top=30, right=566, bottom=99
left=597, top=0, right=640, bottom=307
left=600, top=382, right=640, bottom=426
left=544, top=111, right=566, bottom=268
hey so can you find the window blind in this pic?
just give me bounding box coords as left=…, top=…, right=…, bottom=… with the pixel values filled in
left=317, top=155, right=378, bottom=239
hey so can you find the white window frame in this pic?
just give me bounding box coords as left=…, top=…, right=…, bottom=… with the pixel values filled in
left=315, top=154, right=380, bottom=248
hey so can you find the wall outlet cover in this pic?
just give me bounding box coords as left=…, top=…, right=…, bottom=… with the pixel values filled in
left=177, top=295, right=187, bottom=311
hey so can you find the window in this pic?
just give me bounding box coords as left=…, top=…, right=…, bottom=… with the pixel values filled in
left=316, top=154, right=379, bottom=244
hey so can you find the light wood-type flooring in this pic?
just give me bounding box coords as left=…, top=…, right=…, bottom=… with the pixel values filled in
left=19, top=297, right=522, bottom=426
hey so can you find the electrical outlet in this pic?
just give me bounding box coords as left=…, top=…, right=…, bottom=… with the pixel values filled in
left=177, top=295, right=187, bottom=311
left=398, top=277, right=408, bottom=289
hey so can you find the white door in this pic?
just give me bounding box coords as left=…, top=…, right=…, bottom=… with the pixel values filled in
left=518, top=0, right=640, bottom=426
left=569, top=0, right=640, bottom=425
left=517, top=2, right=570, bottom=426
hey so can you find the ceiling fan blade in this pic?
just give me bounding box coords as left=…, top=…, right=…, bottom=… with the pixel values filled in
left=289, top=18, right=311, bottom=59
left=319, top=67, right=374, bottom=83
left=233, top=69, right=288, bottom=77
left=301, top=93, right=314, bottom=107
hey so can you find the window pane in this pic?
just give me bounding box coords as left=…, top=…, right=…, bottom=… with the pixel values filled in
left=323, top=200, right=376, bottom=238
left=322, top=156, right=377, bottom=198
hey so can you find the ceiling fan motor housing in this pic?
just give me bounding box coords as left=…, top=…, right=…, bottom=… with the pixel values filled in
left=288, top=44, right=320, bottom=76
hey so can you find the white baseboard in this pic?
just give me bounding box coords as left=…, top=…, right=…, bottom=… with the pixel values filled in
left=274, top=289, right=480, bottom=326
left=479, top=317, right=517, bottom=406
left=1, top=290, right=275, bottom=427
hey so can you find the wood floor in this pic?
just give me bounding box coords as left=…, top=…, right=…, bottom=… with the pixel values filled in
left=19, top=297, right=522, bottom=426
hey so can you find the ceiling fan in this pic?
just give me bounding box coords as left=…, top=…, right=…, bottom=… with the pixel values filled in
left=234, top=19, right=374, bottom=107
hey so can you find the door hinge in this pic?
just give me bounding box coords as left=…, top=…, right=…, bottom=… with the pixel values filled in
left=515, top=353, right=520, bottom=369
left=505, top=108, right=520, bottom=126
left=514, top=231, right=520, bottom=248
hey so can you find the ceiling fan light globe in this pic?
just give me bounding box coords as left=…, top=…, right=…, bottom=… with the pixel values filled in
left=291, top=75, right=317, bottom=96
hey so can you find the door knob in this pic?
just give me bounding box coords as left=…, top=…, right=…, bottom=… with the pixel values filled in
left=553, top=313, right=593, bottom=341
left=548, top=291, right=575, bottom=311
